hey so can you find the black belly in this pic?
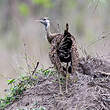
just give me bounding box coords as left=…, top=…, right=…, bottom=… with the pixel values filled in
left=57, top=36, right=72, bottom=63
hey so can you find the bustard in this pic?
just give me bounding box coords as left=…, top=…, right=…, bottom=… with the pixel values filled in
left=39, top=17, right=79, bottom=94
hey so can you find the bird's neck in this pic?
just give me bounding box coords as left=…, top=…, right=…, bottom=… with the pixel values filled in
left=45, top=25, right=53, bottom=43
left=45, top=25, right=51, bottom=37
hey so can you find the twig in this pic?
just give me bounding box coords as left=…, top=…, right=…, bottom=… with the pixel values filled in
left=87, top=32, right=110, bottom=49
left=92, top=0, right=99, bottom=14
left=57, top=23, right=61, bottom=33
left=79, top=45, right=88, bottom=57
left=96, top=70, right=110, bottom=76
left=32, top=62, right=39, bottom=75
left=23, top=43, right=32, bottom=74
left=42, top=66, right=54, bottom=72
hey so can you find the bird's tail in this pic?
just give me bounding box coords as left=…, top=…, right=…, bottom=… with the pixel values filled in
left=64, top=23, right=69, bottom=36
left=66, top=23, right=69, bottom=32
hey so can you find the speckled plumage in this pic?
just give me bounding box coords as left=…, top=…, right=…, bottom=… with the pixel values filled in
left=40, top=18, right=79, bottom=93
left=49, top=24, right=79, bottom=77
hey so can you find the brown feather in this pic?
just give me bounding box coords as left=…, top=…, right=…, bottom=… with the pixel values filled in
left=48, top=23, right=79, bottom=77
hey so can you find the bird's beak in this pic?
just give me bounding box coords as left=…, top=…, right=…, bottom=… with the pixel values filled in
left=34, top=19, right=40, bottom=22
left=34, top=19, right=44, bottom=24
left=39, top=20, right=44, bottom=24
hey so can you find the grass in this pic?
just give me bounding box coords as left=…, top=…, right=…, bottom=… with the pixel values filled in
left=0, top=67, right=54, bottom=109
left=0, top=43, right=55, bottom=109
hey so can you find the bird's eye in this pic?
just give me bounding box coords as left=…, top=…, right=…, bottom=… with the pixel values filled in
left=43, top=18, right=46, bottom=20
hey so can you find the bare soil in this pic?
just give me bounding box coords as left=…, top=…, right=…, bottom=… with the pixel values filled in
left=5, top=57, right=110, bottom=110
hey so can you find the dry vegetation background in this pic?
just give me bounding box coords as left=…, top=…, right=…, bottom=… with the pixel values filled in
left=0, top=0, right=110, bottom=97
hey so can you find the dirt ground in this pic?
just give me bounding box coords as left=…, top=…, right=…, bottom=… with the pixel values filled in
left=5, top=57, right=110, bottom=110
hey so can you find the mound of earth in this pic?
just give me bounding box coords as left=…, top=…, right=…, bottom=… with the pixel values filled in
left=5, top=57, right=110, bottom=110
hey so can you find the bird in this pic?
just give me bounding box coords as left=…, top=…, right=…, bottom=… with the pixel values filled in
left=38, top=17, right=79, bottom=94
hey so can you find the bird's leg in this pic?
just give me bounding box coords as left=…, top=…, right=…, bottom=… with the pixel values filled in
left=58, top=72, right=63, bottom=95
left=66, top=63, right=69, bottom=93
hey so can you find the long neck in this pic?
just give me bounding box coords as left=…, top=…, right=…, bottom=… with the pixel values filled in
left=45, top=24, right=51, bottom=37
left=45, top=24, right=53, bottom=43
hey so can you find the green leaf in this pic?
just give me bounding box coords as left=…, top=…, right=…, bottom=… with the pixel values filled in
left=8, top=79, right=15, bottom=85
left=32, top=75, right=38, bottom=79
left=18, top=3, right=29, bottom=16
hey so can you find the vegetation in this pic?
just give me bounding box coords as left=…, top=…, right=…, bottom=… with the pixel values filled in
left=0, top=67, right=54, bottom=109
left=0, top=0, right=110, bottom=109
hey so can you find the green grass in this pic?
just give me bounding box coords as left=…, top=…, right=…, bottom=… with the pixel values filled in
left=0, top=68, right=54, bottom=109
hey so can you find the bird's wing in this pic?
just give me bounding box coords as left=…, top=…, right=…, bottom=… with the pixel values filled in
left=49, top=34, right=66, bottom=77
left=71, top=36, right=79, bottom=73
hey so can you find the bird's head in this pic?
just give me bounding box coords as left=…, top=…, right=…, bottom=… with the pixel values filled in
left=39, top=17, right=50, bottom=30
